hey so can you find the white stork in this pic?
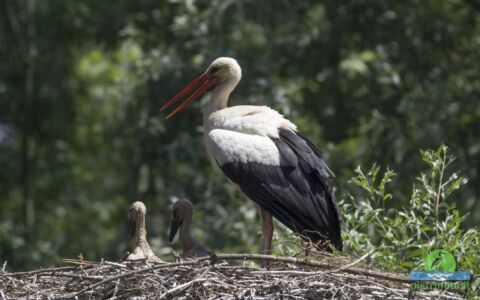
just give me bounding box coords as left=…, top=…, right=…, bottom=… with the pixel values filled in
left=161, top=57, right=342, bottom=259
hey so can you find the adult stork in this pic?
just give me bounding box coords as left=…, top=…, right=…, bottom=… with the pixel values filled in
left=161, top=57, right=342, bottom=259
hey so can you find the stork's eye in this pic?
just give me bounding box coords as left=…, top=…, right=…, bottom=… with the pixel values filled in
left=210, top=66, right=220, bottom=74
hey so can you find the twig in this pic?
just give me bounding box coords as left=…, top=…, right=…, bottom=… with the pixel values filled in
left=63, top=258, right=100, bottom=266
left=104, top=261, right=127, bottom=268
left=251, top=269, right=316, bottom=275
left=1, top=266, right=76, bottom=277
left=329, top=247, right=376, bottom=273
left=111, top=279, right=120, bottom=298
left=159, top=278, right=207, bottom=299
left=37, top=273, right=103, bottom=281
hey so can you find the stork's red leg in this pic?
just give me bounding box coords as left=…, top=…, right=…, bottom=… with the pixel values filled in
left=260, top=208, right=274, bottom=268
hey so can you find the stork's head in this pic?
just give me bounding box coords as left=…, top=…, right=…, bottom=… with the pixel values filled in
left=206, top=57, right=241, bottom=83
left=169, top=199, right=194, bottom=242
left=161, top=57, right=241, bottom=118
left=129, top=201, right=147, bottom=237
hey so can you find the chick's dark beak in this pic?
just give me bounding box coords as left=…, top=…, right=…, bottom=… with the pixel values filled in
left=169, top=217, right=183, bottom=242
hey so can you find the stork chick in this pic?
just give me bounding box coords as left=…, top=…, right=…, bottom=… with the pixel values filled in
left=127, top=201, right=162, bottom=262
left=169, top=199, right=211, bottom=259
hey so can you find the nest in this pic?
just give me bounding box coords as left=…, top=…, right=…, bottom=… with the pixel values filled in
left=0, top=252, right=466, bottom=300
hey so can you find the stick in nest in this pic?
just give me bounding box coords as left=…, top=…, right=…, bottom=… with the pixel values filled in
left=159, top=277, right=207, bottom=299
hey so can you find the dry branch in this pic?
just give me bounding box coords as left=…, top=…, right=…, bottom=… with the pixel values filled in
left=159, top=277, right=207, bottom=299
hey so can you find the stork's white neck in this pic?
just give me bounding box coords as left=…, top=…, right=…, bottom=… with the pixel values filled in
left=203, top=72, right=241, bottom=126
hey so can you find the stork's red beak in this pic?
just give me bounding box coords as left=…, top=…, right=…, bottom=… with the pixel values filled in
left=161, top=73, right=217, bottom=118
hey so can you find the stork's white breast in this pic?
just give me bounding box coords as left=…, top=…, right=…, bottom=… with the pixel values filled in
left=207, top=129, right=281, bottom=166
left=205, top=105, right=297, bottom=166
left=208, top=105, right=296, bottom=138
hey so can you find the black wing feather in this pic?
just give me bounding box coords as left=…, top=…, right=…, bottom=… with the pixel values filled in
left=218, top=128, right=342, bottom=250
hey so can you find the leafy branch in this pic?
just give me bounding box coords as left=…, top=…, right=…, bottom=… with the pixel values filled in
left=341, top=145, right=478, bottom=296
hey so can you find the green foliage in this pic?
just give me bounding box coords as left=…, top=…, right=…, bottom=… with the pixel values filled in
left=341, top=145, right=479, bottom=294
